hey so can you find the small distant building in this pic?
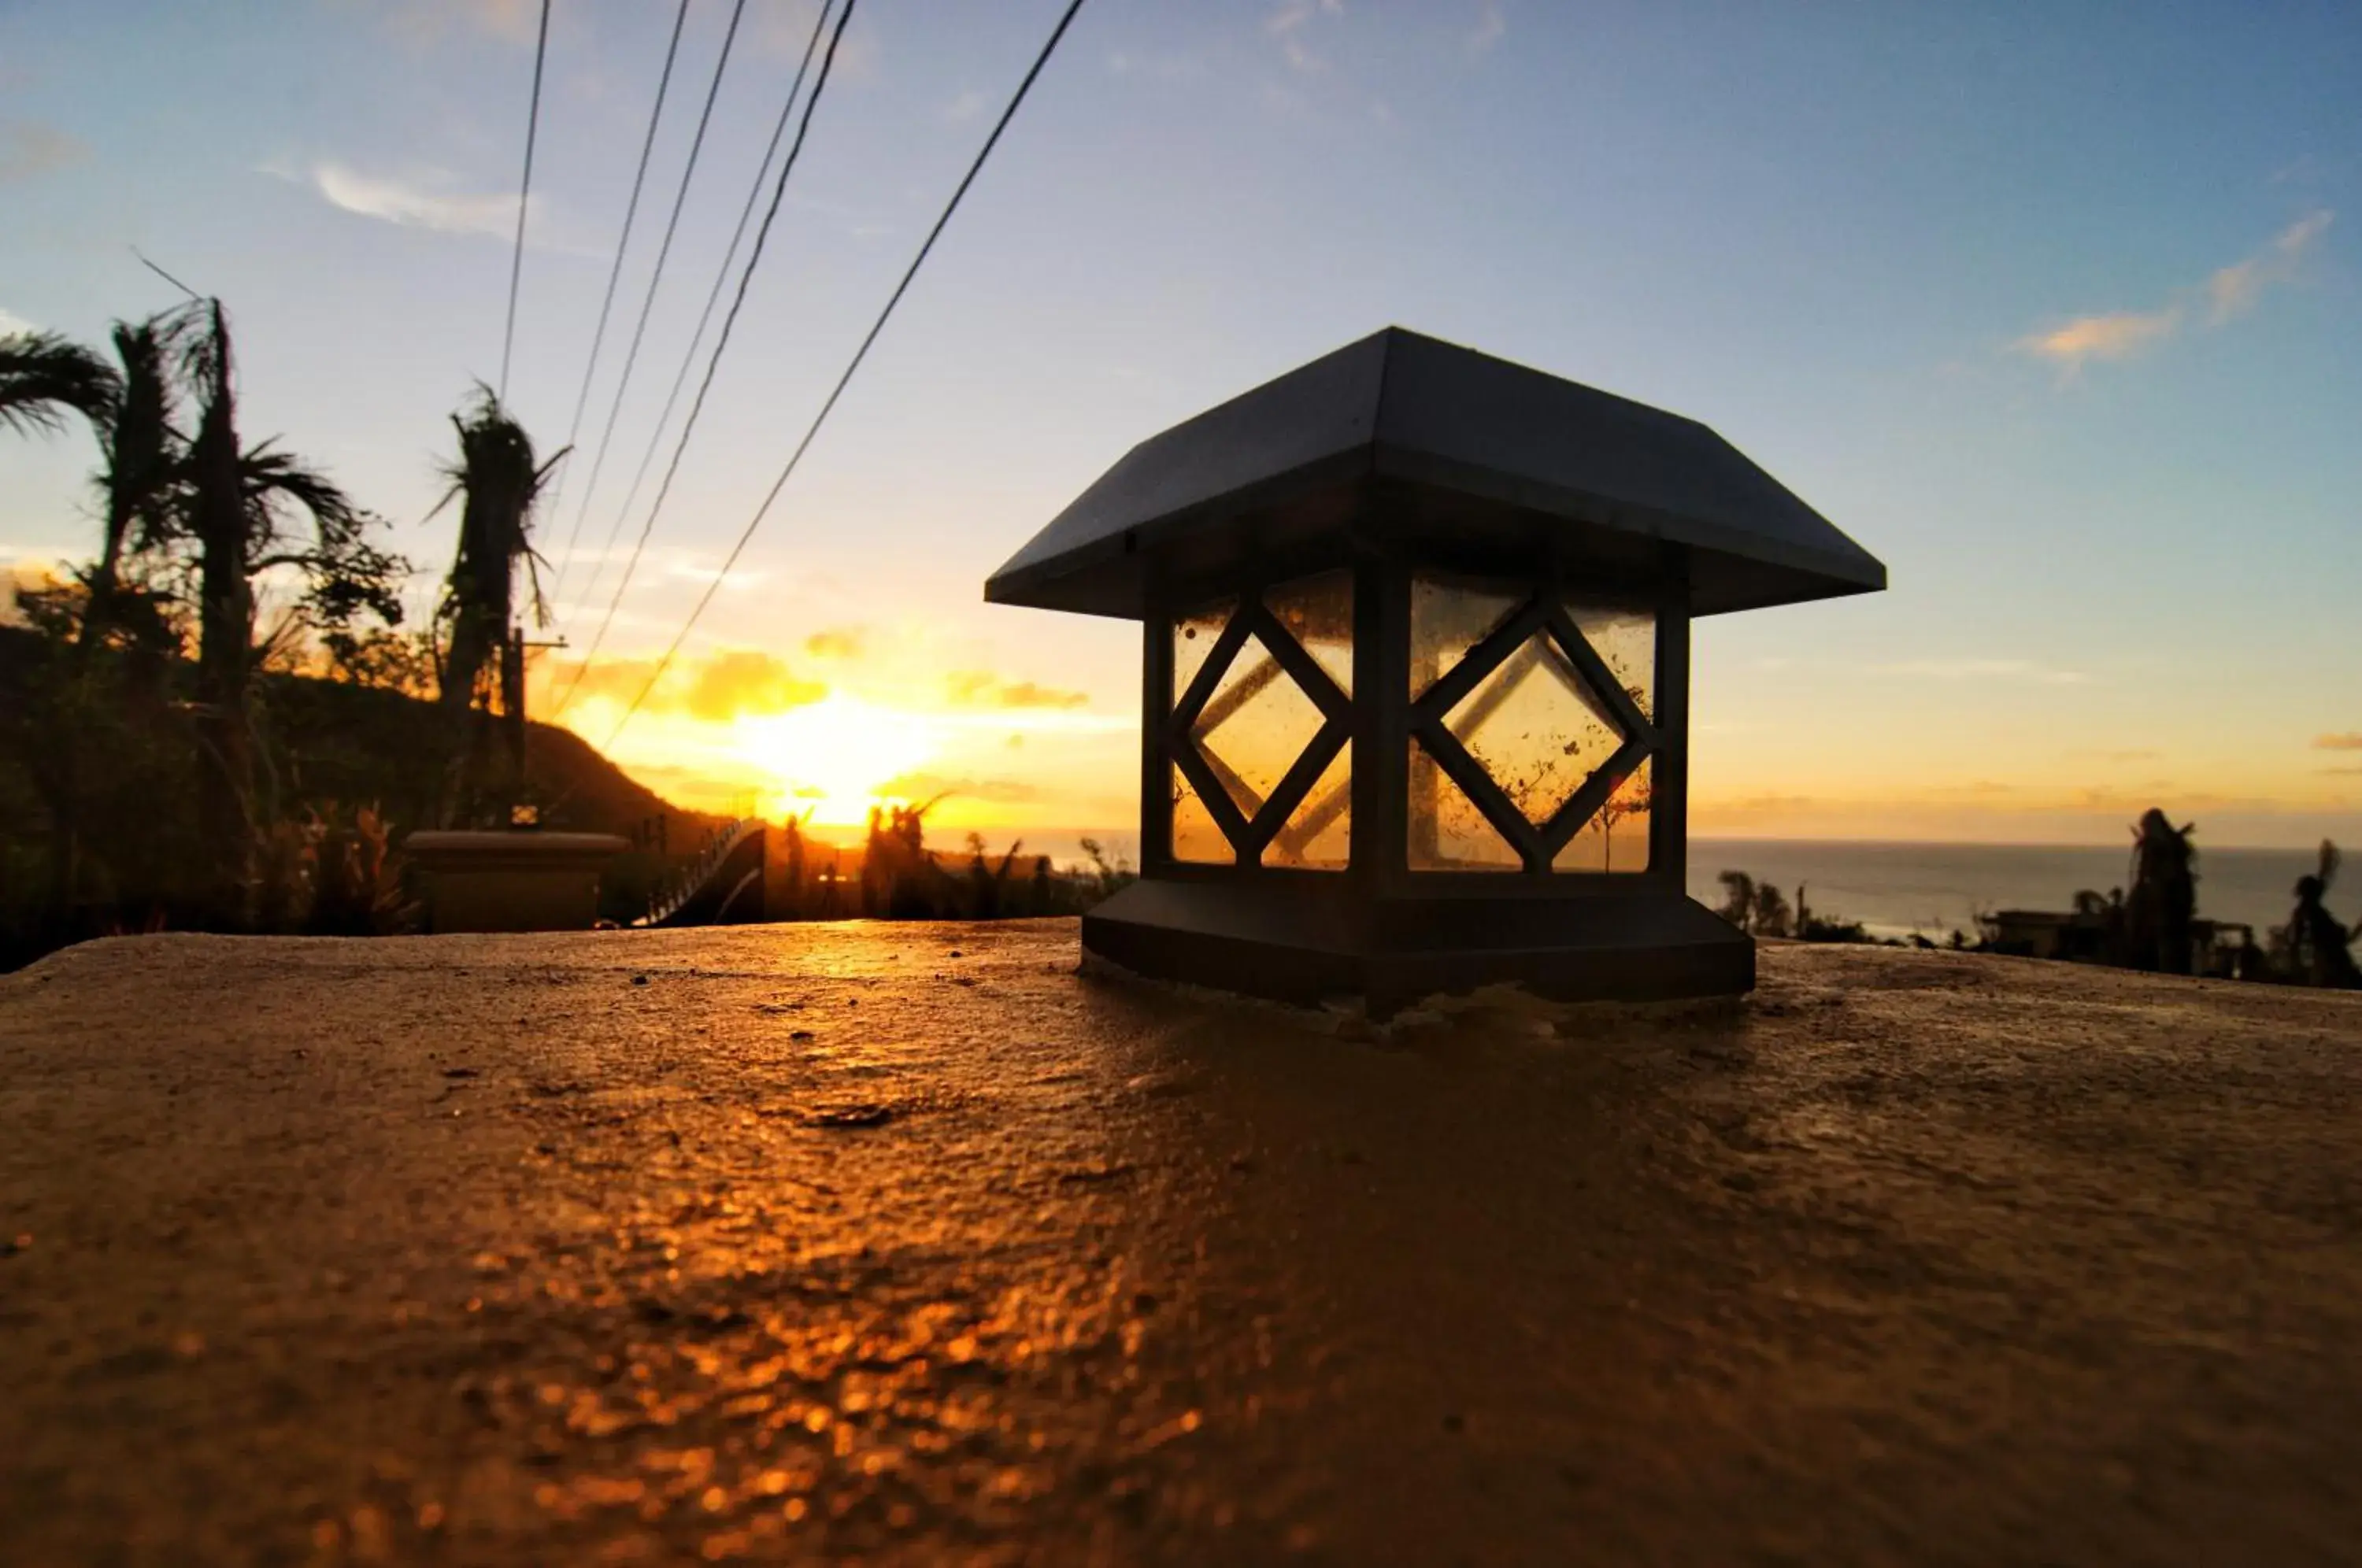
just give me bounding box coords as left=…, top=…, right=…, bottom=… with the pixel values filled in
left=1982, top=908, right=2255, bottom=978
left=1983, top=908, right=2109, bottom=963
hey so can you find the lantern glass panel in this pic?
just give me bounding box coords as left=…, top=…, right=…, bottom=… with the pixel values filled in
left=1267, top=742, right=1350, bottom=869
left=1446, top=632, right=1625, bottom=829
left=1552, top=756, right=1653, bottom=873
left=1172, top=598, right=1234, bottom=708
left=1191, top=632, right=1325, bottom=819
left=1266, top=571, right=1354, bottom=699
left=1410, top=574, right=1522, bottom=698
left=1170, top=765, right=1228, bottom=864
left=1408, top=736, right=1520, bottom=871
left=1566, top=600, right=1656, bottom=723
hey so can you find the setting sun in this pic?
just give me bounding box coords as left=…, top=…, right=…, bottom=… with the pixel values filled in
left=734, top=696, right=939, bottom=827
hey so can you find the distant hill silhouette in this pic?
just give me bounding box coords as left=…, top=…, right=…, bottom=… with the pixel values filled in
left=0, top=623, right=727, bottom=930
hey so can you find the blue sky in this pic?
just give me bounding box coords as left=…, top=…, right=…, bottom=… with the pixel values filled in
left=3, top=0, right=2358, bottom=845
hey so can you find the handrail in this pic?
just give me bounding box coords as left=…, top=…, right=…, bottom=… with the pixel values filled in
left=634, top=817, right=762, bottom=927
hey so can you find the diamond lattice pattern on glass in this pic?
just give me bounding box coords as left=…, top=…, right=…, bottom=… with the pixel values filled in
left=1552, top=756, right=1652, bottom=873
left=1445, top=633, right=1625, bottom=829
left=1190, top=631, right=1325, bottom=819
left=1266, top=571, right=1353, bottom=700
left=1407, top=738, right=1519, bottom=870
left=1565, top=600, right=1656, bottom=724
left=1170, top=765, right=1228, bottom=864
left=1171, top=599, right=1234, bottom=712
left=1409, top=574, right=1522, bottom=699
left=1267, top=742, right=1349, bottom=869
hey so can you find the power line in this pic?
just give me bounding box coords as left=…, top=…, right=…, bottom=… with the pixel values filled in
left=602, top=0, right=1090, bottom=751
left=133, top=250, right=203, bottom=302
left=550, top=0, right=836, bottom=692
left=548, top=0, right=747, bottom=600
left=545, top=0, right=693, bottom=602
left=498, top=0, right=553, bottom=401
left=552, top=0, right=853, bottom=717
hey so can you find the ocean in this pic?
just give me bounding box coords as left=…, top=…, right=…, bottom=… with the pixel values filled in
left=957, top=830, right=2322, bottom=943
left=1686, top=838, right=2318, bottom=942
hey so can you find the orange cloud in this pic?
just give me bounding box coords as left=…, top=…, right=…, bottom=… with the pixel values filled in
left=683, top=650, right=827, bottom=723
left=2208, top=210, right=2333, bottom=322
left=536, top=649, right=826, bottom=722
left=2018, top=209, right=2333, bottom=375
left=878, top=771, right=1042, bottom=806
left=2018, top=307, right=2182, bottom=368
left=805, top=627, right=866, bottom=660
left=945, top=671, right=1090, bottom=710
left=2316, top=733, right=2362, bottom=751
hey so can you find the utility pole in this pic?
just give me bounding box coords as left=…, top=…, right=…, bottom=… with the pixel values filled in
left=505, top=627, right=568, bottom=825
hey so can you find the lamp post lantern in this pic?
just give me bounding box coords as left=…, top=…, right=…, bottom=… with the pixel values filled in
left=986, top=329, right=1885, bottom=1013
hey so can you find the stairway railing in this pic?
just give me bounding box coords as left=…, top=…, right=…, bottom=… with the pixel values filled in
left=635, top=818, right=761, bottom=928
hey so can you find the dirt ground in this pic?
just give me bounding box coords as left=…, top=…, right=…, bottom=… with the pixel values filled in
left=5, top=923, right=2362, bottom=1566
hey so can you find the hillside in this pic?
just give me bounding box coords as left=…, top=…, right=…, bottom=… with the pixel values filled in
left=0, top=624, right=730, bottom=937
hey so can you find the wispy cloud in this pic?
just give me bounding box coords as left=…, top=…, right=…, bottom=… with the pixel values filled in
left=944, top=671, right=1091, bottom=711
left=372, top=0, right=540, bottom=47
left=1105, top=48, right=1203, bottom=83
left=536, top=649, right=827, bottom=723
left=2018, top=308, right=2182, bottom=368
left=752, top=0, right=877, bottom=77
left=1878, top=658, right=2090, bottom=686
left=0, top=306, right=36, bottom=335
left=2206, top=209, right=2333, bottom=322
left=274, top=157, right=529, bottom=241
left=1468, top=1, right=1506, bottom=54
left=2315, top=732, right=2362, bottom=751
left=0, top=120, right=89, bottom=185
left=941, top=89, right=989, bottom=124
left=1267, top=0, right=1345, bottom=75
left=2017, top=209, right=2334, bottom=375
left=804, top=627, right=866, bottom=660
left=877, top=771, right=1042, bottom=807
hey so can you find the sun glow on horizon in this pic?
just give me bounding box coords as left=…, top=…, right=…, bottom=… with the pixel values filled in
left=735, top=696, right=939, bottom=827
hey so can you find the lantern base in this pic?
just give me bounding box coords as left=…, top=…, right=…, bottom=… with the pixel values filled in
left=1081, top=878, right=1753, bottom=1015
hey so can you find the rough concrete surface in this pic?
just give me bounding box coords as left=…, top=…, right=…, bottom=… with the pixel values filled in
left=5, top=923, right=2362, bottom=1566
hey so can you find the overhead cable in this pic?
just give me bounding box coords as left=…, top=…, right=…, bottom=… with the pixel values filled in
left=546, top=0, right=693, bottom=600
left=601, top=0, right=1090, bottom=750
left=552, top=0, right=855, bottom=716
left=549, top=0, right=748, bottom=602
left=496, top=0, right=553, bottom=401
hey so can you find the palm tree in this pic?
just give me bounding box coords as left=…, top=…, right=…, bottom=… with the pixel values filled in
left=430, top=387, right=563, bottom=818
left=2282, top=841, right=2361, bottom=989
left=87, top=317, right=185, bottom=641
left=172, top=301, right=405, bottom=912
left=0, top=330, right=118, bottom=438
left=0, top=318, right=187, bottom=646
left=2123, top=808, right=2197, bottom=974
left=434, top=387, right=561, bottom=719
left=2, top=328, right=141, bottom=920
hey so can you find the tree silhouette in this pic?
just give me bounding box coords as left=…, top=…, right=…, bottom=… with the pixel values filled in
left=161, top=301, right=405, bottom=912
left=0, top=330, right=117, bottom=438
left=2123, top=808, right=2197, bottom=974
left=430, top=386, right=562, bottom=819
left=1716, top=869, right=1757, bottom=932
left=2282, top=841, right=2361, bottom=989
left=0, top=320, right=185, bottom=645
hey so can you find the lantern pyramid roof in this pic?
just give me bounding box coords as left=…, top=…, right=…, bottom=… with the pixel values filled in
left=985, top=327, right=1885, bottom=619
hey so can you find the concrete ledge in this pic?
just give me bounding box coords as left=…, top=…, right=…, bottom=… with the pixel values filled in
left=402, top=830, right=630, bottom=933
left=5, top=924, right=2362, bottom=1562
